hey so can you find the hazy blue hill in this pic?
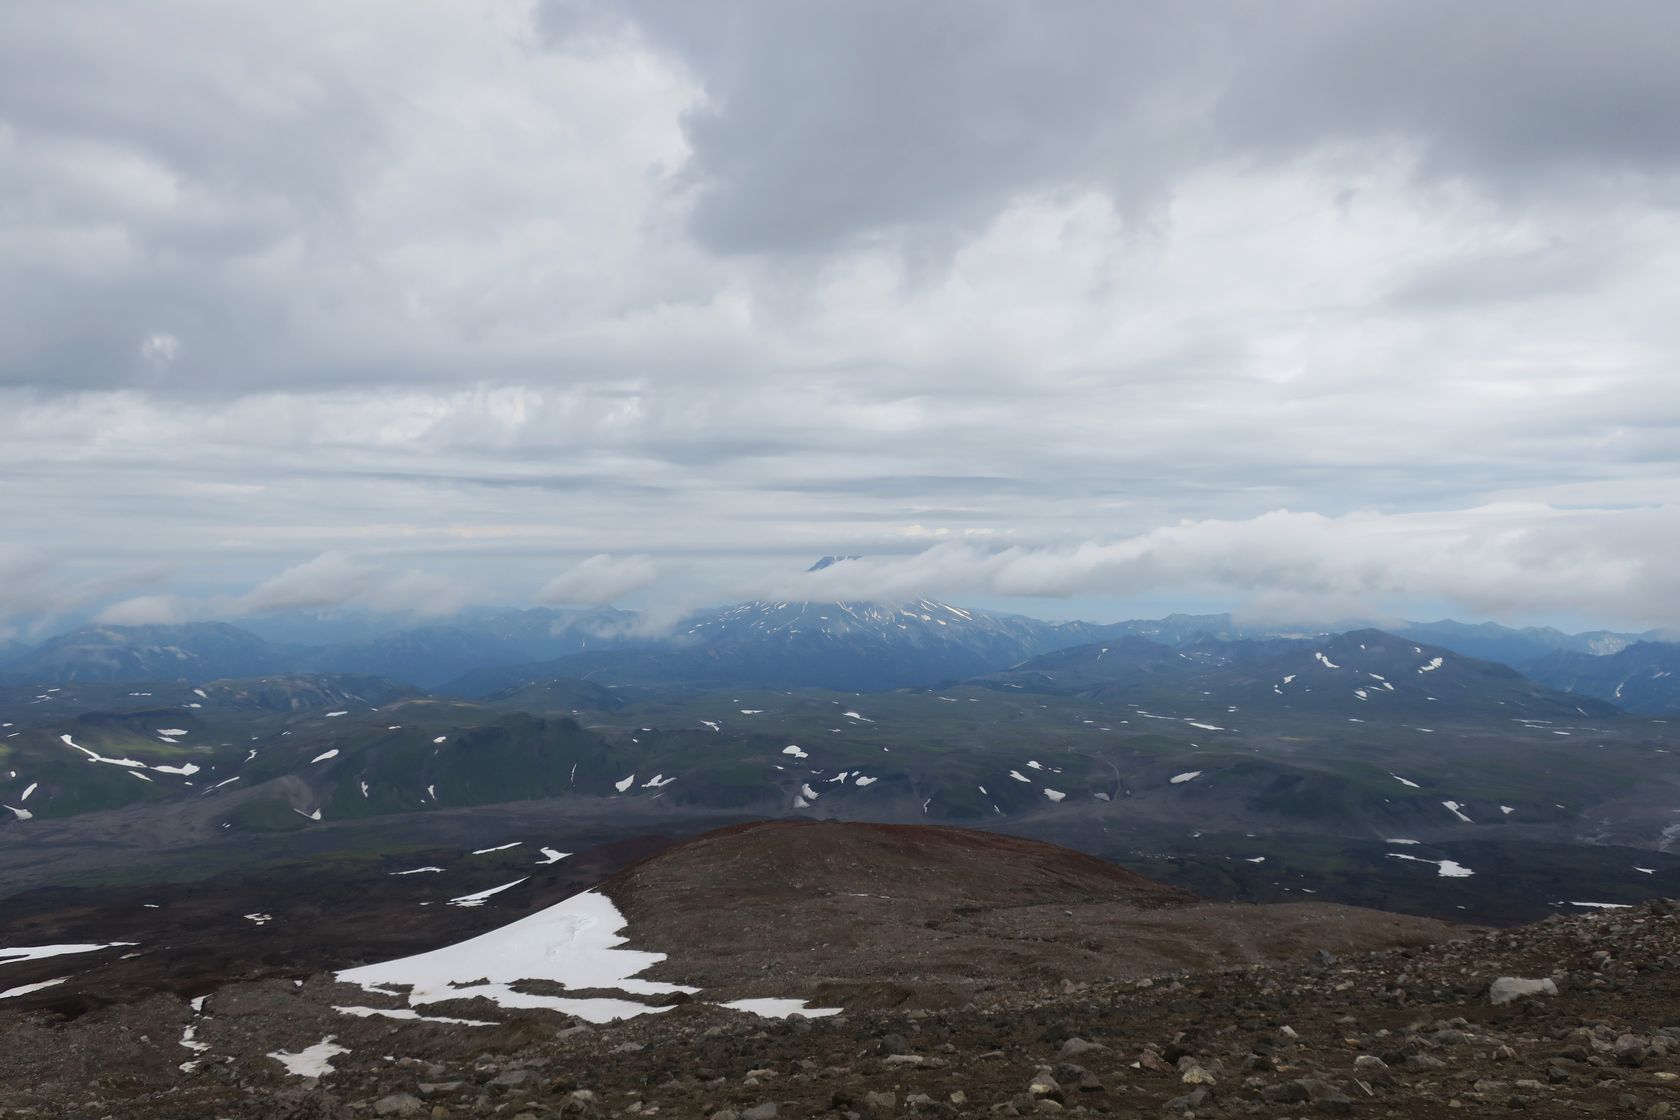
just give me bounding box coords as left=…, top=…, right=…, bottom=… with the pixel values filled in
left=298, top=626, right=537, bottom=689
left=2, top=622, right=287, bottom=684
left=1526, top=640, right=1680, bottom=714
left=198, top=673, right=423, bottom=712
left=463, top=605, right=643, bottom=660
left=1393, top=619, right=1653, bottom=668
left=993, top=628, right=1620, bottom=720
left=1157, top=628, right=1623, bottom=719
left=973, top=635, right=1184, bottom=694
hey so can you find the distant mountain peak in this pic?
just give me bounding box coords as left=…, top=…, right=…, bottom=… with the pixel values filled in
left=807, top=555, right=862, bottom=572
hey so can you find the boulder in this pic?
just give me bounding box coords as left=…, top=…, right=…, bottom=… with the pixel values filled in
left=372, top=1094, right=423, bottom=1118
left=1489, top=977, right=1558, bottom=1005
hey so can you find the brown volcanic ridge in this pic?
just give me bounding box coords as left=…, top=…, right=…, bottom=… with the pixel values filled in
left=603, top=820, right=1454, bottom=1009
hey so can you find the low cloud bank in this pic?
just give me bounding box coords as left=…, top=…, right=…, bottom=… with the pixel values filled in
left=11, top=503, right=1678, bottom=639
left=743, top=505, right=1680, bottom=629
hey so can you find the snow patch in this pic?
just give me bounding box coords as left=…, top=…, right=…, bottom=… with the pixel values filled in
left=337, top=889, right=696, bottom=1023
left=1388, top=853, right=1476, bottom=877
left=0, top=977, right=68, bottom=1000
left=448, top=878, right=528, bottom=908
left=58, top=734, right=145, bottom=769
left=335, top=1005, right=496, bottom=1026
left=269, top=1037, right=348, bottom=1079
left=471, top=842, right=522, bottom=855
left=719, top=998, right=841, bottom=1019
left=0, top=942, right=137, bottom=966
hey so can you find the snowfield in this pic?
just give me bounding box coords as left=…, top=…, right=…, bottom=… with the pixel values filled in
left=337, top=888, right=840, bottom=1024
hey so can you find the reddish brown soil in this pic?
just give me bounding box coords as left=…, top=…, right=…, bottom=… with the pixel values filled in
left=605, top=820, right=1455, bottom=1008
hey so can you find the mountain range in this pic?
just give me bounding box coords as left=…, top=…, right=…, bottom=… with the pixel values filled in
left=978, top=628, right=1622, bottom=719
left=2, top=596, right=1676, bottom=712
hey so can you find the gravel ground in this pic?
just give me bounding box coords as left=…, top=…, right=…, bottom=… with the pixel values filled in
left=2, top=823, right=1676, bottom=1119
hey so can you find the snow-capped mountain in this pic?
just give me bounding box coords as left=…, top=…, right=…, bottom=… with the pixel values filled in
left=449, top=598, right=1127, bottom=694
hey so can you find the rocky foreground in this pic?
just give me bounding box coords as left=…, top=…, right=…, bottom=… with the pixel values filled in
left=2, top=897, right=1677, bottom=1119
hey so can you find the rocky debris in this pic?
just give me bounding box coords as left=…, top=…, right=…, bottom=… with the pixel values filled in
left=1, top=900, right=1678, bottom=1118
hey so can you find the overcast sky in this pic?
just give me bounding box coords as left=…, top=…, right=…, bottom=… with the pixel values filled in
left=4, top=0, right=1680, bottom=638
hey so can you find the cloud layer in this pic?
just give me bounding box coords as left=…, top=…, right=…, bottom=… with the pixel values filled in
left=4, top=3, right=1679, bottom=633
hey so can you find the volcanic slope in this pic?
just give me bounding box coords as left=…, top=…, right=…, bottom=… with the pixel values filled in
left=13, top=823, right=1680, bottom=1119
left=8, top=820, right=1624, bottom=1120
left=602, top=820, right=1454, bottom=1009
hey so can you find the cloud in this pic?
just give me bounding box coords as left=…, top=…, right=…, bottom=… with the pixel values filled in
left=230, top=552, right=471, bottom=617
left=95, top=594, right=193, bottom=626
left=557, top=1, right=1680, bottom=255
left=2, top=4, right=1679, bottom=634
left=0, top=548, right=172, bottom=641
left=14, top=504, right=1680, bottom=638
left=232, top=552, right=392, bottom=615
left=536, top=554, right=659, bottom=606
left=138, top=332, right=181, bottom=371
left=745, top=505, right=1680, bottom=629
